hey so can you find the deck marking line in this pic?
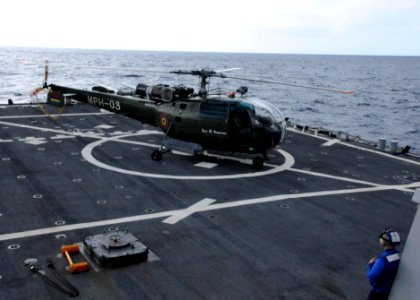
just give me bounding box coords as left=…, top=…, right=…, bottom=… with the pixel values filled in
left=0, top=120, right=104, bottom=139
left=289, top=128, right=420, bottom=167
left=321, top=139, right=339, bottom=147
left=194, top=162, right=218, bottom=169
left=290, top=168, right=381, bottom=187
left=0, top=120, right=294, bottom=179
left=199, top=182, right=420, bottom=212
left=81, top=133, right=295, bottom=180
left=0, top=211, right=175, bottom=242
left=289, top=168, right=414, bottom=193
left=0, top=112, right=112, bottom=120
left=50, top=134, right=76, bottom=140
left=0, top=139, right=13, bottom=143
left=162, top=198, right=216, bottom=224
left=0, top=120, right=161, bottom=144
left=1, top=182, right=419, bottom=242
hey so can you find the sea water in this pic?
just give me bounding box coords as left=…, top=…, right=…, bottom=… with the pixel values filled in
left=0, top=47, right=419, bottom=151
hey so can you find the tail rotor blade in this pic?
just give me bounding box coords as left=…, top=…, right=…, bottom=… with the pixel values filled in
left=44, top=60, right=49, bottom=87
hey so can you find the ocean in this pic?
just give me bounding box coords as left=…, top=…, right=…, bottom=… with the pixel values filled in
left=0, top=47, right=419, bottom=151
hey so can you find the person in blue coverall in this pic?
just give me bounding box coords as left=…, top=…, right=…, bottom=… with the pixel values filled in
left=367, top=228, right=401, bottom=300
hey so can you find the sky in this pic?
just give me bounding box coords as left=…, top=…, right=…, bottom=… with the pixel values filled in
left=1, top=0, right=419, bottom=56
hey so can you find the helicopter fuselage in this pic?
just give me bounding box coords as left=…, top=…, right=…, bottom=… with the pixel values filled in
left=48, top=84, right=287, bottom=157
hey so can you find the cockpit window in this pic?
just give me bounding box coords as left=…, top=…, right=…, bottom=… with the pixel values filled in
left=244, top=99, right=284, bottom=125
left=200, top=102, right=229, bottom=120
left=242, top=98, right=287, bottom=141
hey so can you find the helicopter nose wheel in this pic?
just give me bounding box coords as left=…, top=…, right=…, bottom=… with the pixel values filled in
left=151, top=149, right=163, bottom=161
left=252, top=156, right=266, bottom=169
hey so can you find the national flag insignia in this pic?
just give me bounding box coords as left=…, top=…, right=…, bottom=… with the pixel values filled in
left=160, top=113, right=169, bottom=130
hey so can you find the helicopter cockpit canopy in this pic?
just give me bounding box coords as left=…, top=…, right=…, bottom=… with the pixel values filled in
left=242, top=98, right=287, bottom=143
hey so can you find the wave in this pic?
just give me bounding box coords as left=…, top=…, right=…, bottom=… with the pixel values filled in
left=119, top=74, right=144, bottom=78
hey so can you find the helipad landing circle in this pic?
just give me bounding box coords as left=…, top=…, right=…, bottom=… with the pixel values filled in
left=81, top=132, right=295, bottom=180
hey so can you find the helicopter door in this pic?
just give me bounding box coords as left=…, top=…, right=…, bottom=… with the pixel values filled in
left=228, top=104, right=253, bottom=146
left=199, top=102, right=229, bottom=146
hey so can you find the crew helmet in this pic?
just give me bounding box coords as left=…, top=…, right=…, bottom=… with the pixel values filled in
left=379, top=228, right=401, bottom=246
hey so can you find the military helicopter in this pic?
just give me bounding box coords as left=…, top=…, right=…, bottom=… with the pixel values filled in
left=34, top=62, right=352, bottom=168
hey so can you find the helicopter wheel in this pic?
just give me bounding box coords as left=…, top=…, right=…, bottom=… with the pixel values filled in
left=252, top=156, right=265, bottom=169
left=151, top=149, right=163, bottom=161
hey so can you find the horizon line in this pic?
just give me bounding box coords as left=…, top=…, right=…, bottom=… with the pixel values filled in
left=1, top=45, right=419, bottom=58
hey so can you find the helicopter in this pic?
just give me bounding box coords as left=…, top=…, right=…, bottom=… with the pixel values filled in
left=34, top=63, right=352, bottom=168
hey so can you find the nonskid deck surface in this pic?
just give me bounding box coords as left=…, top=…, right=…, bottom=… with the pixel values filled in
left=0, top=104, right=419, bottom=299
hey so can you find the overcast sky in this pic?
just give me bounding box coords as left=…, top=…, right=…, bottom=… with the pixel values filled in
left=1, top=0, right=419, bottom=55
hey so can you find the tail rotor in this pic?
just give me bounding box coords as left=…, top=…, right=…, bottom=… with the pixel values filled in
left=31, top=60, right=49, bottom=97
left=31, top=60, right=67, bottom=119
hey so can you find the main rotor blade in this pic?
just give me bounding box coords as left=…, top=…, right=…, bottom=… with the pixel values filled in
left=72, top=65, right=167, bottom=75
left=225, top=75, right=353, bottom=94
left=214, top=67, right=242, bottom=73
left=121, top=82, right=136, bottom=89
left=42, top=61, right=352, bottom=94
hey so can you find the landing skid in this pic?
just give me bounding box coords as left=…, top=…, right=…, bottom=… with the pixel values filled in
left=151, top=134, right=203, bottom=162
left=151, top=135, right=268, bottom=169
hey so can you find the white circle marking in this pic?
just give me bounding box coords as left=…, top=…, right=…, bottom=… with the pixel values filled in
left=81, top=132, right=295, bottom=180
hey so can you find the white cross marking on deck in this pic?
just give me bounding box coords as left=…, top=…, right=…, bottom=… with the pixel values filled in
left=18, top=137, right=48, bottom=145
left=95, top=124, right=114, bottom=130
left=321, top=139, right=340, bottom=147
left=50, top=134, right=76, bottom=140
left=162, top=198, right=216, bottom=224
left=1, top=183, right=419, bottom=242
